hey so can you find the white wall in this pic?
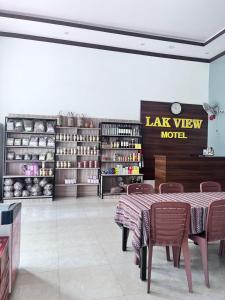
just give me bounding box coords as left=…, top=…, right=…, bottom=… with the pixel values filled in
left=0, top=37, right=209, bottom=122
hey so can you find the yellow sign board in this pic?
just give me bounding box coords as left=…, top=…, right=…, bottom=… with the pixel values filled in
left=145, top=116, right=203, bottom=139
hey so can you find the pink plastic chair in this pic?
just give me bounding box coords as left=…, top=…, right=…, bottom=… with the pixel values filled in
left=127, top=183, right=154, bottom=194
left=189, top=199, right=225, bottom=287
left=159, top=182, right=184, bottom=263
left=147, top=202, right=192, bottom=293
left=200, top=181, right=221, bottom=192
left=159, top=182, right=184, bottom=194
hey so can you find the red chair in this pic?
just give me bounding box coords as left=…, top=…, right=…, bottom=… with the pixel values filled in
left=127, top=183, right=154, bottom=194
left=189, top=199, right=225, bottom=287
left=200, top=182, right=224, bottom=257
left=200, top=181, right=221, bottom=192
left=159, top=182, right=184, bottom=263
left=147, top=202, right=192, bottom=293
left=159, top=182, right=184, bottom=194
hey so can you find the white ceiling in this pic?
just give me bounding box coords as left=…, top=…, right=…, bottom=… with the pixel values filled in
left=0, top=0, right=225, bottom=60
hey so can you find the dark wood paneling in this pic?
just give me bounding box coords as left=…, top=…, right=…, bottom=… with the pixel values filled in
left=155, top=155, right=225, bottom=192
left=140, top=100, right=208, bottom=179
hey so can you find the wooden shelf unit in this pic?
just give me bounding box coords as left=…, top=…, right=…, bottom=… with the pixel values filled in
left=55, top=126, right=100, bottom=198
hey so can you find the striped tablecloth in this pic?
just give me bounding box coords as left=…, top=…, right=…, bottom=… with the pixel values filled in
left=115, top=192, right=225, bottom=262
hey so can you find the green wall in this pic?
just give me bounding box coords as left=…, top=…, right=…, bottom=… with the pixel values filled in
left=208, top=55, right=225, bottom=155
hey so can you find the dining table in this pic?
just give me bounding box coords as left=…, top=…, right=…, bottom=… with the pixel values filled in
left=114, top=191, right=225, bottom=281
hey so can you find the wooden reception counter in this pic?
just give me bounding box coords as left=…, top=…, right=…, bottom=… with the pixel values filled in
left=154, top=155, right=225, bottom=192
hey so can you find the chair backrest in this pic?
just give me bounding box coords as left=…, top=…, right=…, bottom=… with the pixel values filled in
left=200, top=181, right=222, bottom=192
left=127, top=183, right=154, bottom=194
left=206, top=199, right=225, bottom=242
left=150, top=202, right=191, bottom=246
left=159, top=182, right=184, bottom=194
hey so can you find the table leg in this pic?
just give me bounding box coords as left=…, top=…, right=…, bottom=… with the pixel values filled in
left=140, top=246, right=147, bottom=281
left=122, top=227, right=129, bottom=251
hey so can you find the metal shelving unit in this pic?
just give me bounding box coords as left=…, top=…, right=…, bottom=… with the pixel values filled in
left=2, top=116, right=57, bottom=201
left=99, top=122, right=144, bottom=198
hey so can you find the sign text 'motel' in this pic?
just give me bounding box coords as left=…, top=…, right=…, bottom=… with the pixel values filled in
left=145, top=116, right=203, bottom=139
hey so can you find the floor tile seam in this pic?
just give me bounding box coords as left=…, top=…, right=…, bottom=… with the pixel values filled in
left=56, top=267, right=62, bottom=300
left=107, top=261, right=127, bottom=298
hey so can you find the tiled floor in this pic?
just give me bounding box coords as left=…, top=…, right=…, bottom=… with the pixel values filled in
left=10, top=197, right=225, bottom=300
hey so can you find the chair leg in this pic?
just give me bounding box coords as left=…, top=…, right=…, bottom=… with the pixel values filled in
left=182, top=241, right=193, bottom=293
left=172, top=246, right=181, bottom=268
left=198, top=239, right=209, bottom=288
left=147, top=244, right=153, bottom=293
left=166, top=246, right=171, bottom=261
left=219, top=240, right=225, bottom=256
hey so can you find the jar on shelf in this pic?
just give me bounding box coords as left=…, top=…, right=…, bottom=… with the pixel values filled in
left=89, top=160, right=94, bottom=168
left=78, top=161, right=83, bottom=168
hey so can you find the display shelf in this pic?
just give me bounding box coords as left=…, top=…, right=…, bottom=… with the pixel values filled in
left=56, top=154, right=99, bottom=156
left=101, top=148, right=141, bottom=150
left=56, top=168, right=99, bottom=170
left=6, top=131, right=55, bottom=135
left=56, top=140, right=77, bottom=143
left=56, top=168, right=78, bottom=170
left=78, top=128, right=100, bottom=130
left=55, top=123, right=100, bottom=198
left=76, top=154, right=99, bottom=157
left=6, top=146, right=55, bottom=149
left=55, top=184, right=76, bottom=187
left=56, top=140, right=100, bottom=143
left=101, top=174, right=144, bottom=177
left=3, top=116, right=57, bottom=201
left=100, top=122, right=143, bottom=198
left=77, top=141, right=100, bottom=143
left=56, top=126, right=77, bottom=129
left=3, top=195, right=53, bottom=200
left=101, top=135, right=141, bottom=138
left=77, top=168, right=100, bottom=170
left=76, top=183, right=99, bottom=186
left=55, top=154, right=75, bottom=156
left=3, top=175, right=54, bottom=178
left=6, top=116, right=55, bottom=120
left=56, top=126, right=100, bottom=130
left=5, top=160, right=54, bottom=163
left=55, top=183, right=99, bottom=186
left=101, top=161, right=140, bottom=163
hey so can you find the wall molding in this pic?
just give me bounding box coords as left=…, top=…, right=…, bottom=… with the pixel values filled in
left=0, top=11, right=224, bottom=62
left=0, top=31, right=210, bottom=63
left=0, top=11, right=225, bottom=47
left=0, top=10, right=204, bottom=46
